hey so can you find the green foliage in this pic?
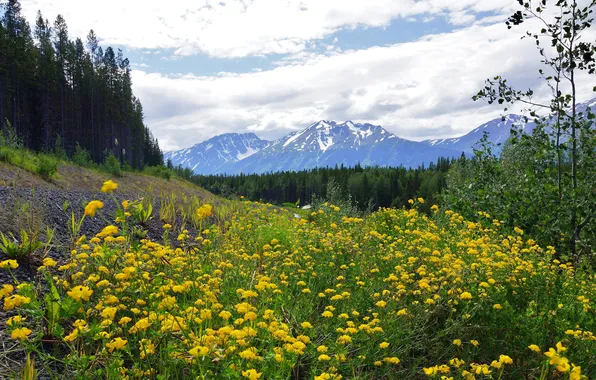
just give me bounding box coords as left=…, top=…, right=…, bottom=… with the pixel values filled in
left=53, top=135, right=67, bottom=160
left=462, top=0, right=596, bottom=260
left=1, top=121, right=59, bottom=179
left=67, top=210, right=85, bottom=249
left=72, top=144, right=93, bottom=167
left=0, top=120, right=22, bottom=148
left=36, top=154, right=58, bottom=179
left=0, top=229, right=42, bottom=260
left=191, top=159, right=453, bottom=212
left=159, top=193, right=178, bottom=227
left=130, top=199, right=153, bottom=226
left=102, top=151, right=122, bottom=177
left=444, top=125, right=595, bottom=260
left=0, top=139, right=59, bottom=179
left=143, top=165, right=172, bottom=180
left=312, top=177, right=364, bottom=217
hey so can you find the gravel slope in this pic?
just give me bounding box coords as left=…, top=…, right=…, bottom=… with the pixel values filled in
left=0, top=164, right=211, bottom=377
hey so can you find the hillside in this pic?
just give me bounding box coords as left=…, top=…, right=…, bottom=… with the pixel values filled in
left=0, top=160, right=212, bottom=250
left=0, top=161, right=216, bottom=375
left=0, top=160, right=208, bottom=195
left=0, top=187, right=594, bottom=378
left=0, top=159, right=211, bottom=271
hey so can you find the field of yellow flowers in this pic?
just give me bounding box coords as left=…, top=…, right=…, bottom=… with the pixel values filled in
left=1, top=181, right=594, bottom=379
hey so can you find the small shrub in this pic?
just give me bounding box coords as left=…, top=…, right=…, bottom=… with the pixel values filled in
left=36, top=155, right=58, bottom=179
left=0, top=120, right=22, bottom=148
left=144, top=165, right=172, bottom=180
left=122, top=161, right=133, bottom=172
left=103, top=151, right=122, bottom=177
left=53, top=135, right=67, bottom=160
left=72, top=144, right=92, bottom=167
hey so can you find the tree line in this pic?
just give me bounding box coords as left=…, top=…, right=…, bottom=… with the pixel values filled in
left=0, top=0, right=163, bottom=168
left=180, top=158, right=455, bottom=212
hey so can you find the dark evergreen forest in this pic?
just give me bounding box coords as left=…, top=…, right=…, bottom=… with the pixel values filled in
left=182, top=158, right=455, bottom=211
left=0, top=0, right=163, bottom=168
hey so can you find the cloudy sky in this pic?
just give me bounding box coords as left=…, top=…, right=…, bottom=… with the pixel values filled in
left=20, top=0, right=596, bottom=150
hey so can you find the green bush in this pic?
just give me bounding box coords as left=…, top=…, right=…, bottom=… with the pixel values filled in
left=0, top=120, right=22, bottom=149
left=36, top=155, right=58, bottom=179
left=72, top=144, right=93, bottom=167
left=143, top=165, right=172, bottom=180
left=53, top=134, right=67, bottom=160
left=102, top=151, right=122, bottom=177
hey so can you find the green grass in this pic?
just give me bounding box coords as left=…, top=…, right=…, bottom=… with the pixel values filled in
left=0, top=145, right=59, bottom=179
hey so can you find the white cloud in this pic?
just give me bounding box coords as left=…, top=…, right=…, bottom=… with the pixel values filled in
left=19, top=0, right=595, bottom=151
left=21, top=0, right=516, bottom=58
left=128, top=16, right=595, bottom=150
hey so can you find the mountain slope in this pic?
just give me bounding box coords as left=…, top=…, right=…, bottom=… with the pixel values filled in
left=166, top=98, right=596, bottom=175
left=220, top=121, right=463, bottom=174
left=423, top=97, right=596, bottom=154
left=164, top=133, right=269, bottom=175
left=422, top=114, right=533, bottom=153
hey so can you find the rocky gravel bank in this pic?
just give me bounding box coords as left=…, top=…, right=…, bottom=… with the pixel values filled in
left=0, top=185, right=188, bottom=376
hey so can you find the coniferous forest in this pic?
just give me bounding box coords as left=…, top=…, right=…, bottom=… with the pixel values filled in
left=184, top=158, right=454, bottom=212
left=0, top=0, right=163, bottom=168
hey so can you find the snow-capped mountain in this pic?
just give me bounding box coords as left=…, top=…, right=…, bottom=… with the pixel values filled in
left=422, top=97, right=596, bottom=154
left=165, top=97, right=595, bottom=175
left=219, top=121, right=463, bottom=174
left=164, top=133, right=269, bottom=175
left=422, top=114, right=534, bottom=154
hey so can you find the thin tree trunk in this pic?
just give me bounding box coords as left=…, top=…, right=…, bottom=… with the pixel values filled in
left=569, top=0, right=578, bottom=257
left=90, top=70, right=95, bottom=160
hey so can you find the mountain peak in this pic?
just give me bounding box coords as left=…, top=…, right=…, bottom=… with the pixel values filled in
left=164, top=132, right=269, bottom=174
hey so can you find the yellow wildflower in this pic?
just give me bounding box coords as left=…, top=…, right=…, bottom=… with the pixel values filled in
left=528, top=344, right=540, bottom=353
left=0, top=260, right=18, bottom=269
left=42, top=257, right=57, bottom=268
left=196, top=204, right=213, bottom=219
left=459, top=292, right=472, bottom=300
left=84, top=200, right=104, bottom=217
left=105, top=337, right=127, bottom=352
left=101, top=180, right=118, bottom=193
left=241, top=369, right=262, bottom=380
left=67, top=286, right=93, bottom=302
left=10, top=327, right=32, bottom=341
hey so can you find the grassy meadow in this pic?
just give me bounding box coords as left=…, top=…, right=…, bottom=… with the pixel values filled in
left=0, top=181, right=594, bottom=379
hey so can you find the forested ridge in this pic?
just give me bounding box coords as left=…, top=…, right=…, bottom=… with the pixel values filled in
left=183, top=157, right=454, bottom=211
left=0, top=0, right=163, bottom=169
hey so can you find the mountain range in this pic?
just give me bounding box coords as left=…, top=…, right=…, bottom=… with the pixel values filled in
left=164, top=98, right=596, bottom=175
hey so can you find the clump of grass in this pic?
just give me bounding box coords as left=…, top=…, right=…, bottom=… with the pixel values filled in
left=0, top=229, right=42, bottom=260
left=159, top=192, right=178, bottom=228
left=0, top=145, right=59, bottom=180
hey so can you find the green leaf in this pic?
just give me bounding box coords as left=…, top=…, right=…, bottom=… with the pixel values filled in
left=60, top=297, right=80, bottom=317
